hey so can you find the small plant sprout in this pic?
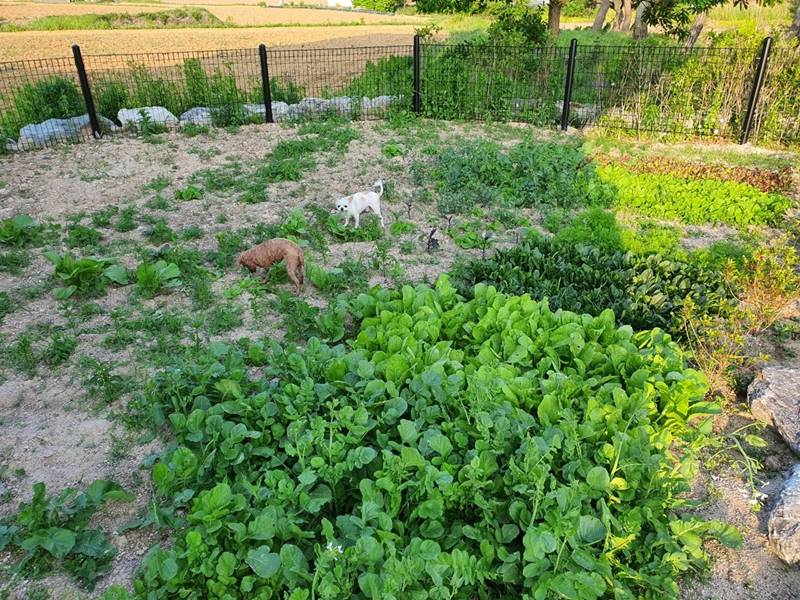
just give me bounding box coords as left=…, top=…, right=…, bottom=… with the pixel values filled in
left=403, top=196, right=413, bottom=219
left=480, top=230, right=492, bottom=260
left=427, top=228, right=439, bottom=253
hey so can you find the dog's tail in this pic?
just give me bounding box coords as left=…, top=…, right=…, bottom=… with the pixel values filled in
left=374, top=179, right=384, bottom=197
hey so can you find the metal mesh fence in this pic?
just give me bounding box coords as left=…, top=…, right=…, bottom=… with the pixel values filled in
left=0, top=39, right=798, bottom=152
left=419, top=43, right=568, bottom=125
left=571, top=45, right=755, bottom=139
left=752, top=46, right=800, bottom=147
left=0, top=56, right=89, bottom=151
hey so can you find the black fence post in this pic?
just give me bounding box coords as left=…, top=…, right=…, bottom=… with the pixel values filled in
left=560, top=38, right=578, bottom=131
left=740, top=36, right=772, bottom=145
left=259, top=43, right=274, bottom=124
left=412, top=35, right=421, bottom=115
left=72, top=44, right=101, bottom=139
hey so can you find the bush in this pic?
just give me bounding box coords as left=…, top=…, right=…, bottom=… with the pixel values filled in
left=133, top=277, right=738, bottom=600
left=1, top=76, right=84, bottom=138
left=353, top=0, right=404, bottom=11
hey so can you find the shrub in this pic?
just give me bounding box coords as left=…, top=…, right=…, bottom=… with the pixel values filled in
left=353, top=0, right=404, bottom=11
left=133, top=277, right=738, bottom=600
left=11, top=76, right=84, bottom=127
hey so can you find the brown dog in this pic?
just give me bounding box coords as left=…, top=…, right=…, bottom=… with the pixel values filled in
left=236, top=238, right=305, bottom=293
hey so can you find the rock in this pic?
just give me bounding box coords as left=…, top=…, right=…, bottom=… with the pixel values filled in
left=748, top=367, right=800, bottom=455
left=243, top=102, right=289, bottom=121
left=362, top=95, right=399, bottom=111
left=328, top=96, right=352, bottom=114
left=117, top=106, right=178, bottom=129
left=179, top=107, right=212, bottom=126
left=16, top=114, right=115, bottom=148
left=769, top=464, right=800, bottom=564
left=765, top=455, right=784, bottom=471
left=5, top=138, right=18, bottom=152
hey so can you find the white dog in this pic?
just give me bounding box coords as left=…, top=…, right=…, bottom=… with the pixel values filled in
left=335, top=180, right=385, bottom=229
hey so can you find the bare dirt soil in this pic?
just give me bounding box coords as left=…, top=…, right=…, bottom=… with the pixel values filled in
left=0, top=121, right=798, bottom=598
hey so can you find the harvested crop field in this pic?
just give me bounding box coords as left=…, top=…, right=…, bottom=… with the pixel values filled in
left=0, top=116, right=799, bottom=599
left=0, top=25, right=417, bottom=60
left=0, top=3, right=422, bottom=27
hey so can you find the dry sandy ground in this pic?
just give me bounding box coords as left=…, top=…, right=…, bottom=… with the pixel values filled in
left=0, top=121, right=798, bottom=598
left=0, top=2, right=424, bottom=26
left=0, top=26, right=417, bottom=59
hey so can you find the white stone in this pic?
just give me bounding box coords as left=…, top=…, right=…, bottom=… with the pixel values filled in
left=179, top=107, right=212, bottom=126
left=769, top=464, right=800, bottom=564
left=117, top=106, right=178, bottom=128
left=16, top=114, right=116, bottom=149
left=749, top=367, right=800, bottom=455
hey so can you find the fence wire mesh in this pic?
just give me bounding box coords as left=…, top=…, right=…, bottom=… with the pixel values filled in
left=0, top=56, right=89, bottom=150
left=419, top=44, right=568, bottom=125
left=0, top=39, right=798, bottom=152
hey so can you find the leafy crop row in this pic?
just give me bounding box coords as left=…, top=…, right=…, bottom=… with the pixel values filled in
left=122, top=277, right=738, bottom=599
left=451, top=209, right=736, bottom=338
left=598, top=164, right=792, bottom=226
left=423, top=139, right=612, bottom=214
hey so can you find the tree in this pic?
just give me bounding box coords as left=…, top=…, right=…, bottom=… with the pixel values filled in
left=787, top=0, right=800, bottom=39
left=683, top=10, right=707, bottom=47
left=633, top=0, right=650, bottom=38
left=548, top=0, right=568, bottom=35
left=614, top=0, right=633, bottom=30
left=592, top=0, right=612, bottom=30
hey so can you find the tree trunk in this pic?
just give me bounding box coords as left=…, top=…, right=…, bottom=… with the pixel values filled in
left=548, top=1, right=562, bottom=36
left=612, top=0, right=630, bottom=31
left=592, top=0, right=611, bottom=32
left=786, top=2, right=800, bottom=39
left=633, top=0, right=649, bottom=39
left=684, top=11, right=707, bottom=48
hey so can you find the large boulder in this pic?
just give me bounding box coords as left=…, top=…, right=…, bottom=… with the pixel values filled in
left=748, top=367, right=800, bottom=455
left=769, top=464, right=800, bottom=564
left=117, top=106, right=178, bottom=129
left=16, top=114, right=116, bottom=149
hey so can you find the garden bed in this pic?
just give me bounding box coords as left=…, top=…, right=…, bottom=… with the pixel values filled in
left=0, top=119, right=798, bottom=599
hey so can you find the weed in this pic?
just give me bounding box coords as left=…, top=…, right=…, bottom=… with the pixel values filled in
left=115, top=207, right=137, bottom=233
left=42, top=332, right=78, bottom=366
left=142, top=175, right=171, bottom=194
left=145, top=219, right=176, bottom=245
left=90, top=207, right=118, bottom=228
left=205, top=303, right=243, bottom=335
left=174, top=185, right=203, bottom=201
left=0, top=249, right=29, bottom=274
left=65, top=224, right=103, bottom=249
left=135, top=261, right=181, bottom=298
left=4, top=334, right=37, bottom=375
left=179, top=226, right=204, bottom=241
left=79, top=356, right=132, bottom=406
left=0, top=480, right=132, bottom=589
